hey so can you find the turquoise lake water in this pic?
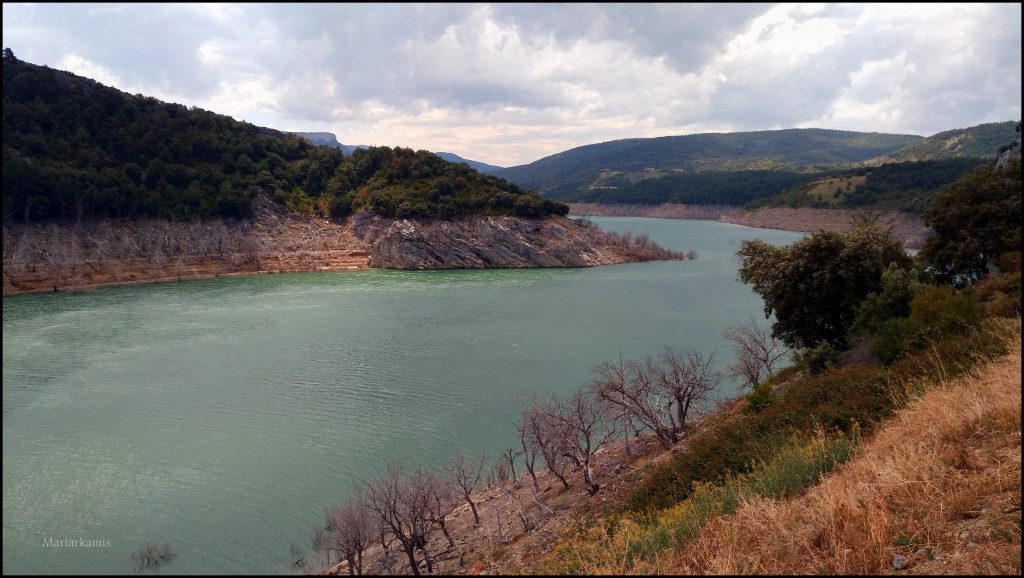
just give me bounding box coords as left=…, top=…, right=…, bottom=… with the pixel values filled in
left=2, top=217, right=804, bottom=574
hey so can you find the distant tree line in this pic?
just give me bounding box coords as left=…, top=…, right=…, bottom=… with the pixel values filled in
left=559, top=170, right=814, bottom=206
left=2, top=54, right=567, bottom=224
left=751, top=158, right=989, bottom=212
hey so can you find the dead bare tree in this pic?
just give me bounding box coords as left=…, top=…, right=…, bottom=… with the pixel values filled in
left=725, top=317, right=790, bottom=390
left=511, top=402, right=542, bottom=493
left=445, top=451, right=485, bottom=525
left=522, top=397, right=572, bottom=491
left=654, top=347, right=719, bottom=439
left=590, top=355, right=679, bottom=449
left=363, top=465, right=433, bottom=576
left=499, top=447, right=521, bottom=488
left=550, top=391, right=616, bottom=496
left=591, top=347, right=720, bottom=449
left=325, top=495, right=371, bottom=576
left=421, top=470, right=458, bottom=549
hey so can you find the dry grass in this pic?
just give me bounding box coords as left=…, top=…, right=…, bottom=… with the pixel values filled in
left=805, top=175, right=868, bottom=204
left=671, top=319, right=1021, bottom=575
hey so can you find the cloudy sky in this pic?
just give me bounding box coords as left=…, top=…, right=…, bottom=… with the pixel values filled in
left=3, top=3, right=1020, bottom=166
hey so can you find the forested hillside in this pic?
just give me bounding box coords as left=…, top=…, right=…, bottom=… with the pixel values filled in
left=752, top=158, right=989, bottom=212
left=495, top=129, right=923, bottom=199
left=2, top=52, right=564, bottom=223
left=867, top=121, right=1019, bottom=164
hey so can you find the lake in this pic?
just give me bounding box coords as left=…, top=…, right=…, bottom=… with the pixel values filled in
left=2, top=217, right=803, bottom=574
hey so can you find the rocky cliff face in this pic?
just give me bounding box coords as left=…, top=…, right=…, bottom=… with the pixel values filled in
left=353, top=214, right=679, bottom=269
left=996, top=122, right=1021, bottom=169
left=4, top=206, right=682, bottom=294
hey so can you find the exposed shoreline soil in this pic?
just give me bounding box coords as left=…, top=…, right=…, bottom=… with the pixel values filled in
left=568, top=202, right=929, bottom=249
left=2, top=198, right=684, bottom=296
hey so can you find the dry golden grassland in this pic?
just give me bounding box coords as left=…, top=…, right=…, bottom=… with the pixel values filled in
left=538, top=320, right=1020, bottom=575
left=805, top=175, right=868, bottom=204
left=670, top=322, right=1021, bottom=575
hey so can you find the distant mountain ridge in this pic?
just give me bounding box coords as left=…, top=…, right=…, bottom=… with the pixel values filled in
left=494, top=128, right=924, bottom=199
left=433, top=152, right=503, bottom=174
left=290, top=132, right=367, bottom=155
left=291, top=132, right=503, bottom=174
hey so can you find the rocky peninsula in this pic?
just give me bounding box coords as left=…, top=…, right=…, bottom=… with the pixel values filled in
left=2, top=197, right=684, bottom=296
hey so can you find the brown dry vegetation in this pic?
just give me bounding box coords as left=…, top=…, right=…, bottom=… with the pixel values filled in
left=318, top=428, right=692, bottom=576
left=318, top=321, right=1020, bottom=576
left=666, top=322, right=1021, bottom=575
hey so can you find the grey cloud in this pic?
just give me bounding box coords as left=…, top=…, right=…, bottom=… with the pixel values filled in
left=2, top=3, right=222, bottom=97
left=488, top=3, right=772, bottom=74
left=2, top=3, right=1020, bottom=164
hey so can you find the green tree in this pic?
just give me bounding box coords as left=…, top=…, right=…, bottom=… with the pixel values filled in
left=921, top=159, right=1021, bottom=287
left=737, top=221, right=912, bottom=349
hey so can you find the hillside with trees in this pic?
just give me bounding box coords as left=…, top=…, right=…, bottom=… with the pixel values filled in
left=494, top=129, right=923, bottom=199
left=750, top=158, right=989, bottom=212
left=494, top=121, right=1015, bottom=212
left=866, top=121, right=1019, bottom=164
left=291, top=133, right=503, bottom=174
left=2, top=52, right=565, bottom=224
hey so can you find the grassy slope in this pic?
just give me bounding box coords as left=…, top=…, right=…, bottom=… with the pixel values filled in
left=538, top=320, right=1021, bottom=575
left=673, top=322, right=1021, bottom=575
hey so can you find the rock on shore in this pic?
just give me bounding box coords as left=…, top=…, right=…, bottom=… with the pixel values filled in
left=355, top=214, right=673, bottom=269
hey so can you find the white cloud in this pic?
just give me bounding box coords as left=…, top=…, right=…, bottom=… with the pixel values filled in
left=2, top=3, right=1020, bottom=166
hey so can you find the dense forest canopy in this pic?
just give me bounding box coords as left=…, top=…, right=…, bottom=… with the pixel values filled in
left=2, top=52, right=566, bottom=223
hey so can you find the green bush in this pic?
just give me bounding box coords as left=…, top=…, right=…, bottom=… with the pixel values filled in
left=872, top=285, right=985, bottom=365
left=794, top=340, right=840, bottom=374
left=746, top=381, right=775, bottom=413
left=851, top=263, right=924, bottom=336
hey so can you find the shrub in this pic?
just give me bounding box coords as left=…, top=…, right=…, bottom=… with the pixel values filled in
left=132, top=542, right=174, bottom=570
left=872, top=285, right=985, bottom=364
left=746, top=381, right=775, bottom=413
left=850, top=263, right=923, bottom=336
left=970, top=270, right=1021, bottom=317
left=794, top=340, right=840, bottom=374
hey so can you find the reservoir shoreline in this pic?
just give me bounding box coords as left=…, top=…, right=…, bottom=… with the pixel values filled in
left=568, top=202, right=929, bottom=249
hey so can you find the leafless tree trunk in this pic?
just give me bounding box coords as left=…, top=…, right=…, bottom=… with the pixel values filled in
left=422, top=470, right=457, bottom=549
left=446, top=451, right=485, bottom=525
left=590, top=356, right=678, bottom=449
left=499, top=447, right=521, bottom=488
left=363, top=465, right=433, bottom=576
left=551, top=391, right=615, bottom=496
left=655, top=347, right=719, bottom=438
left=325, top=495, right=371, bottom=576
left=512, top=404, right=541, bottom=493
left=725, top=317, right=790, bottom=390
left=522, top=397, right=572, bottom=490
